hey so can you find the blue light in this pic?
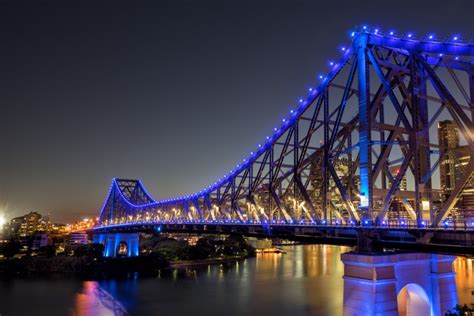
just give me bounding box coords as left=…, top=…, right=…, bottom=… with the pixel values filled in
left=407, top=33, right=413, bottom=38
left=308, top=87, right=313, bottom=92
left=421, top=221, right=426, bottom=226
left=351, top=31, right=355, bottom=37
left=389, top=31, right=394, bottom=36
left=429, top=35, right=434, bottom=40
left=374, top=29, right=379, bottom=34
left=273, top=127, right=278, bottom=131
left=364, top=220, right=368, bottom=225
left=362, top=25, right=367, bottom=30
left=318, top=75, right=324, bottom=80
left=453, top=35, right=459, bottom=41
left=299, top=98, right=303, bottom=103
left=329, top=61, right=334, bottom=66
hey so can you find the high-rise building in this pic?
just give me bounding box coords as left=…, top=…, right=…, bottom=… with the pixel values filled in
left=389, top=164, right=407, bottom=191
left=9, top=212, right=46, bottom=238
left=387, top=164, right=411, bottom=221
left=438, top=120, right=460, bottom=195
left=67, top=231, right=89, bottom=246
left=437, top=121, right=474, bottom=222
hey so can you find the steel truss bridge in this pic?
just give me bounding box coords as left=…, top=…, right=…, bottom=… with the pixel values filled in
left=95, top=27, right=474, bottom=244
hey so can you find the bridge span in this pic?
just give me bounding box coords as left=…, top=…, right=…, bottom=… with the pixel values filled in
left=93, top=27, right=474, bottom=257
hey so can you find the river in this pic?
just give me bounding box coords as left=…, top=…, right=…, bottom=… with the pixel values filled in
left=0, top=245, right=472, bottom=315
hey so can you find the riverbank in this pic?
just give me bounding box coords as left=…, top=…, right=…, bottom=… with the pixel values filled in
left=0, top=234, right=255, bottom=278
left=169, top=254, right=248, bottom=268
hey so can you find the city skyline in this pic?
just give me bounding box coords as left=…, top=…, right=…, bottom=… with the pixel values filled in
left=1, top=1, right=473, bottom=222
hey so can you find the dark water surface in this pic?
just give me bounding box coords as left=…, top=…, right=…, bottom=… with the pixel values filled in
left=0, top=245, right=472, bottom=316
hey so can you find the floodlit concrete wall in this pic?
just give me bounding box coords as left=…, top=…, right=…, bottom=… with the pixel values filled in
left=93, top=232, right=140, bottom=257
left=341, top=252, right=457, bottom=316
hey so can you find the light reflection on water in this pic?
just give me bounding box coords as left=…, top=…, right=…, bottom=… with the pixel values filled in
left=73, top=281, right=128, bottom=316
left=454, top=256, right=474, bottom=304
left=0, top=245, right=472, bottom=316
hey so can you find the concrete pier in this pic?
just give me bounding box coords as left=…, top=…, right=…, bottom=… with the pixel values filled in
left=93, top=232, right=140, bottom=257
left=341, top=252, right=457, bottom=316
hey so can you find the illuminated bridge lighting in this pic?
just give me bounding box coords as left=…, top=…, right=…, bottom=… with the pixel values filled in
left=95, top=27, right=474, bottom=231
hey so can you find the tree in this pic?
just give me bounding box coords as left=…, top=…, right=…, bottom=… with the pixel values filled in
left=38, top=245, right=55, bottom=257
left=74, top=243, right=104, bottom=259
left=445, top=304, right=473, bottom=316
left=1, top=240, right=21, bottom=258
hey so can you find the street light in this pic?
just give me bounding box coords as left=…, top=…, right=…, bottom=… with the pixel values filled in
left=0, top=214, right=5, bottom=228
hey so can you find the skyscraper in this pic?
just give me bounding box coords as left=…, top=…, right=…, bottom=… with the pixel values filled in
left=438, top=120, right=460, bottom=195
left=437, top=120, right=474, bottom=222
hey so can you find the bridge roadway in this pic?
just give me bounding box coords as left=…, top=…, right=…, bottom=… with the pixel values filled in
left=92, top=221, right=474, bottom=256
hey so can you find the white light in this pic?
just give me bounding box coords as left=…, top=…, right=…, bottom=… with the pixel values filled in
left=0, top=215, right=6, bottom=227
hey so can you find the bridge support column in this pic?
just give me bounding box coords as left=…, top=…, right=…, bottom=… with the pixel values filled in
left=341, top=252, right=457, bottom=316
left=354, top=33, right=373, bottom=220
left=93, top=232, right=140, bottom=258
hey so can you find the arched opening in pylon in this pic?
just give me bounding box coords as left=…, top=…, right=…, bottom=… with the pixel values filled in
left=117, top=241, right=128, bottom=257
left=397, top=283, right=431, bottom=316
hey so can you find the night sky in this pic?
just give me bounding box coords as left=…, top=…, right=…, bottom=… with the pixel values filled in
left=1, top=0, right=472, bottom=222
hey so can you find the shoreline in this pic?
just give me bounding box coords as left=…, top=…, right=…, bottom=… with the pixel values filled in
left=169, top=255, right=248, bottom=268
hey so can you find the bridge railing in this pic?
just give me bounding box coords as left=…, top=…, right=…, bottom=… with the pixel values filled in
left=94, top=218, right=474, bottom=231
